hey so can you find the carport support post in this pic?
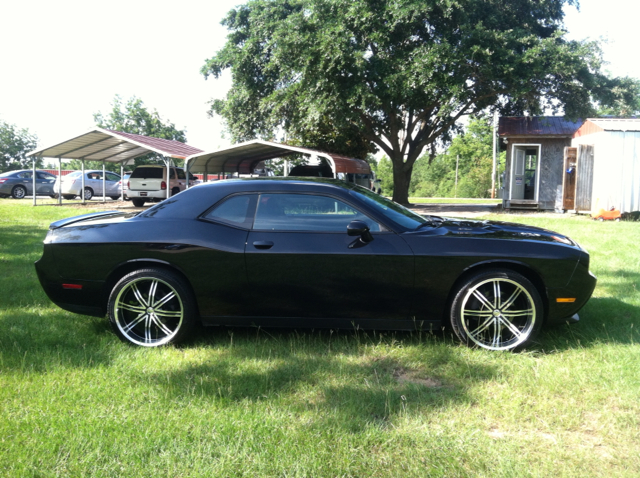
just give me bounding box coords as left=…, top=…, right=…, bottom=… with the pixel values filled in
left=32, top=157, right=37, bottom=206
left=204, top=163, right=208, bottom=183
left=58, top=158, right=62, bottom=205
left=165, top=157, right=170, bottom=200
left=102, top=161, right=106, bottom=202
left=81, top=159, right=86, bottom=204
left=120, top=163, right=124, bottom=201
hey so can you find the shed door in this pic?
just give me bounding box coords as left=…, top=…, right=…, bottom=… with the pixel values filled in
left=562, top=147, right=577, bottom=210
left=511, top=149, right=525, bottom=200
left=575, top=145, right=594, bottom=211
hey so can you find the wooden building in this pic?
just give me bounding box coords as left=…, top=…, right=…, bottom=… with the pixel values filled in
left=499, top=117, right=583, bottom=211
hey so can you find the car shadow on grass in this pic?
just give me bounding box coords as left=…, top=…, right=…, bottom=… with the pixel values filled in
left=142, top=327, right=497, bottom=430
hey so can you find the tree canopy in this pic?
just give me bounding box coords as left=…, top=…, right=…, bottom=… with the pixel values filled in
left=0, top=119, right=39, bottom=173
left=203, top=0, right=640, bottom=204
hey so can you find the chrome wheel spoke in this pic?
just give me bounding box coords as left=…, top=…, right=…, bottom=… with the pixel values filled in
left=498, top=315, right=523, bottom=339
left=463, top=309, right=492, bottom=318
left=131, top=284, right=148, bottom=307
left=468, top=316, right=496, bottom=338
left=155, top=309, right=182, bottom=318
left=472, top=289, right=495, bottom=310
left=493, top=281, right=501, bottom=309
left=500, top=288, right=522, bottom=311
left=490, top=325, right=503, bottom=348
left=123, top=312, right=147, bottom=333
left=148, top=280, right=159, bottom=304
left=153, top=291, right=176, bottom=309
left=501, top=308, right=533, bottom=318
left=119, top=303, right=146, bottom=313
left=150, top=314, right=174, bottom=336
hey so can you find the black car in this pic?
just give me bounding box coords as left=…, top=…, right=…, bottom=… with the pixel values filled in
left=35, top=178, right=596, bottom=350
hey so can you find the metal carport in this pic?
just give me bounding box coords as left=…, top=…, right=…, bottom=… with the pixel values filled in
left=26, top=127, right=203, bottom=205
left=184, top=139, right=371, bottom=181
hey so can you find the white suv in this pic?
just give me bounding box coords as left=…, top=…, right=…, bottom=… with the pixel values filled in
left=127, top=165, right=197, bottom=207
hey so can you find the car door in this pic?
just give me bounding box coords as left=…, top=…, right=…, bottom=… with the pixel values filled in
left=36, top=172, right=56, bottom=194
left=16, top=171, right=34, bottom=194
left=105, top=172, right=120, bottom=196
left=244, top=192, right=414, bottom=321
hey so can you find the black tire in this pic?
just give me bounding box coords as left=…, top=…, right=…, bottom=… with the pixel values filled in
left=62, top=194, right=76, bottom=200
left=83, top=187, right=94, bottom=200
left=132, top=198, right=145, bottom=207
left=171, top=187, right=180, bottom=196
left=110, top=196, right=120, bottom=201
left=450, top=269, right=543, bottom=351
left=11, top=185, right=27, bottom=199
left=108, top=268, right=197, bottom=347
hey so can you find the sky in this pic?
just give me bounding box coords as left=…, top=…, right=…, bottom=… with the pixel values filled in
left=1, top=0, right=639, bottom=157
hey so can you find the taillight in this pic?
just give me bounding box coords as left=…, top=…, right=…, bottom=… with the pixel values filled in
left=161, top=181, right=167, bottom=190
left=127, top=181, right=130, bottom=188
left=0, top=178, right=7, bottom=184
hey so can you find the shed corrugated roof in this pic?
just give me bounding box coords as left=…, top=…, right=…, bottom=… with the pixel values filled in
left=185, top=140, right=371, bottom=175
left=584, top=118, right=640, bottom=132
left=499, top=116, right=583, bottom=137
left=27, top=127, right=203, bottom=163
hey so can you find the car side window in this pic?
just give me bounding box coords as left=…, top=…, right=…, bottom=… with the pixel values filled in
left=105, top=172, right=120, bottom=182
left=202, top=194, right=258, bottom=228
left=17, top=172, right=32, bottom=179
left=253, top=193, right=380, bottom=232
left=36, top=172, right=54, bottom=180
left=177, top=169, right=186, bottom=180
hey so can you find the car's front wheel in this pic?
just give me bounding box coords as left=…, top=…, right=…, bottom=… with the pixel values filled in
left=450, top=269, right=543, bottom=351
left=11, top=185, right=27, bottom=199
left=108, top=268, right=196, bottom=347
left=83, top=187, right=93, bottom=200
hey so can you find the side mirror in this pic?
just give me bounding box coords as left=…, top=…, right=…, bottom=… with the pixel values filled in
left=347, top=220, right=373, bottom=245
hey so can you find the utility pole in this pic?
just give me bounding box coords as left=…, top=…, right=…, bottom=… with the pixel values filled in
left=455, top=154, right=459, bottom=198
left=492, top=110, right=498, bottom=199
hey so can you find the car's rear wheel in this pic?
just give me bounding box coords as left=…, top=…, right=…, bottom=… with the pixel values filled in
left=83, top=187, right=93, bottom=200
left=11, top=185, right=27, bottom=199
left=132, top=198, right=145, bottom=207
left=450, top=269, right=543, bottom=351
left=108, top=268, right=196, bottom=347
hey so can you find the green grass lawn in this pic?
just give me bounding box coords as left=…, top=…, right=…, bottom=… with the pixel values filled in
left=1, top=199, right=639, bottom=477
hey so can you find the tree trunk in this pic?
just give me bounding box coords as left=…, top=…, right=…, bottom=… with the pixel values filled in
left=391, top=157, right=413, bottom=205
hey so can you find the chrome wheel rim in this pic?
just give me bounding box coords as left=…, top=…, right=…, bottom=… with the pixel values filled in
left=14, top=187, right=25, bottom=199
left=114, top=277, right=184, bottom=346
left=460, top=278, right=536, bottom=350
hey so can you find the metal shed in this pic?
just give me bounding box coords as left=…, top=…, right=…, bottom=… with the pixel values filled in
left=570, top=119, right=640, bottom=213
left=184, top=140, right=372, bottom=186
left=26, top=127, right=202, bottom=205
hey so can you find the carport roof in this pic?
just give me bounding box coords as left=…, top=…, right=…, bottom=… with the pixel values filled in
left=27, top=127, right=203, bottom=163
left=185, top=139, right=371, bottom=175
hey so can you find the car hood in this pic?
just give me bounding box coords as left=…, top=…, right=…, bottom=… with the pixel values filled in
left=405, top=217, right=580, bottom=248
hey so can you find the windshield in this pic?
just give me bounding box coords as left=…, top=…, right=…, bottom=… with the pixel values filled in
left=350, top=187, right=427, bottom=230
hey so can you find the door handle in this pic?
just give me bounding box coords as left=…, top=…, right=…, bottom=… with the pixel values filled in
left=253, top=241, right=274, bottom=250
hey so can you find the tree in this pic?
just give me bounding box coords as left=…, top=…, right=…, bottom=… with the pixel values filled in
left=68, top=95, right=188, bottom=171
left=0, top=120, right=39, bottom=172
left=203, top=0, right=640, bottom=204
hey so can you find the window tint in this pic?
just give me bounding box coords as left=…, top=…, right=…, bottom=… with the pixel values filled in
left=106, top=172, right=120, bottom=182
left=36, top=172, right=55, bottom=180
left=17, top=171, right=32, bottom=179
left=177, top=169, right=186, bottom=180
left=253, top=193, right=380, bottom=232
left=202, top=194, right=257, bottom=228
left=351, top=187, right=427, bottom=230
left=131, top=167, right=163, bottom=179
